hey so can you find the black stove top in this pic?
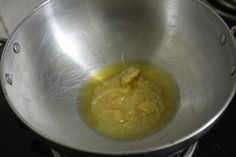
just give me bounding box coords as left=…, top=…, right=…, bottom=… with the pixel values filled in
left=1, top=2, right=236, bottom=157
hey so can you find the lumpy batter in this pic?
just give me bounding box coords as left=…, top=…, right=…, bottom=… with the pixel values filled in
left=78, top=61, right=179, bottom=140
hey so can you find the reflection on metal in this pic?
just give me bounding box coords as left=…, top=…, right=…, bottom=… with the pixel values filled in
left=51, top=142, right=198, bottom=157
left=51, top=149, right=67, bottom=157
left=183, top=142, right=198, bottom=157
left=1, top=0, right=236, bottom=155
left=231, top=25, right=236, bottom=34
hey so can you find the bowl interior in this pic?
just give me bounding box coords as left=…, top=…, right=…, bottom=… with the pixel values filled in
left=2, top=0, right=236, bottom=154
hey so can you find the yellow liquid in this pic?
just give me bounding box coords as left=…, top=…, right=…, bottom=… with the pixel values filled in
left=77, top=61, right=180, bottom=140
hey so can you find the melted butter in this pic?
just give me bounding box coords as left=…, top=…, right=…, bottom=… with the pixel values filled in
left=77, top=61, right=180, bottom=140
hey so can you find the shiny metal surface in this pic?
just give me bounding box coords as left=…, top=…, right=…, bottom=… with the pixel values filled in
left=51, top=142, right=198, bottom=157
left=182, top=142, right=198, bottom=157
left=231, top=25, right=236, bottom=34
left=1, top=0, right=236, bottom=155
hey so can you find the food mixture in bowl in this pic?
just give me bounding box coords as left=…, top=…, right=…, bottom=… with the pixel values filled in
left=78, top=61, right=180, bottom=140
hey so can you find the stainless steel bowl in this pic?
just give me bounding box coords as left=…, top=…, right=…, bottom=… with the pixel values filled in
left=1, top=0, right=236, bottom=156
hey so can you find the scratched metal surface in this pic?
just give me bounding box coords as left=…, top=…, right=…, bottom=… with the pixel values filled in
left=0, top=0, right=236, bottom=156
